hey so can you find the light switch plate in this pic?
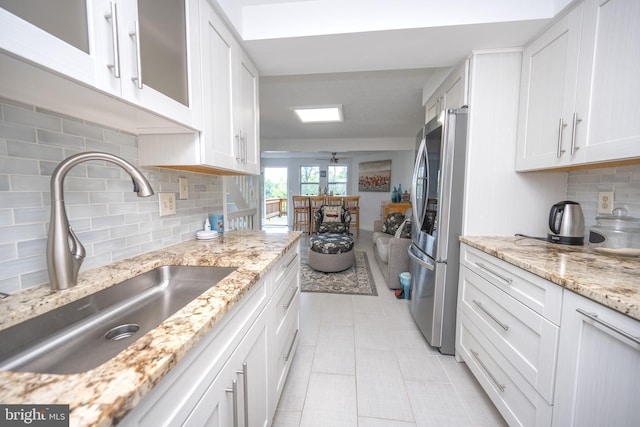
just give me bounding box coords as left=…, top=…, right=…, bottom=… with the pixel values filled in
left=598, top=191, right=614, bottom=215
left=179, top=177, right=189, bottom=199
left=159, top=193, right=176, bottom=216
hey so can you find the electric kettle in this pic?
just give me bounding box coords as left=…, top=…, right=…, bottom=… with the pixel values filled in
left=547, top=201, right=585, bottom=245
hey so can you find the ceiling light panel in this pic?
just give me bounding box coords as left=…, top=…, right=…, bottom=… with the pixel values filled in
left=293, top=105, right=343, bottom=123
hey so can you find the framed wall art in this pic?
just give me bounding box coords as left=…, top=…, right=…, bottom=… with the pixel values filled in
left=358, top=160, right=391, bottom=192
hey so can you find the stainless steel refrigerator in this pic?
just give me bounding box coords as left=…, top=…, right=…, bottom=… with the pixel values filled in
left=409, top=108, right=468, bottom=355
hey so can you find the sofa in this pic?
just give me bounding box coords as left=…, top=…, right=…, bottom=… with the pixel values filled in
left=372, top=209, right=412, bottom=289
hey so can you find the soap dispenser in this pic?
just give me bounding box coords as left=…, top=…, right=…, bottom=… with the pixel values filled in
left=204, top=217, right=211, bottom=231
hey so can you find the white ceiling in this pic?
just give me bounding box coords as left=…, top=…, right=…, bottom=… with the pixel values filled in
left=212, top=0, right=574, bottom=158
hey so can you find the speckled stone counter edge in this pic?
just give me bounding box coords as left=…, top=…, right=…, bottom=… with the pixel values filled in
left=460, top=236, right=640, bottom=321
left=0, top=231, right=302, bottom=427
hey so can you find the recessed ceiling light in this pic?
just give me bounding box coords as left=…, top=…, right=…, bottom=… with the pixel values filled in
left=292, top=105, right=343, bottom=123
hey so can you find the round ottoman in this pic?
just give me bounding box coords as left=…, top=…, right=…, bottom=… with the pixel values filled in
left=308, top=233, right=355, bottom=273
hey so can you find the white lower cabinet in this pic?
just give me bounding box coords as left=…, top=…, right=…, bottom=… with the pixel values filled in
left=552, top=290, right=640, bottom=427
left=184, top=310, right=269, bottom=427
left=119, top=243, right=300, bottom=427
left=459, top=243, right=640, bottom=426
left=457, top=244, right=560, bottom=426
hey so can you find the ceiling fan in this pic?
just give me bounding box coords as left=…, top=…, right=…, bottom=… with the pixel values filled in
left=315, top=152, right=340, bottom=163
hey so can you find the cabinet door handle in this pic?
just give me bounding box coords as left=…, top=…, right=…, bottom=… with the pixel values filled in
left=105, top=2, right=121, bottom=78
left=473, top=299, right=509, bottom=331
left=570, top=112, right=582, bottom=155
left=236, top=362, right=249, bottom=427
left=129, top=20, right=143, bottom=89
left=470, top=349, right=506, bottom=392
left=225, top=379, right=239, bottom=427
left=283, top=287, right=298, bottom=310
left=576, top=308, right=640, bottom=345
left=235, top=133, right=242, bottom=162
left=474, top=262, right=513, bottom=284
left=556, top=117, right=568, bottom=158
left=283, top=329, right=299, bottom=362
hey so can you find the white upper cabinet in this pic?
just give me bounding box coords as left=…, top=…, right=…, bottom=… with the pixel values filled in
left=516, top=3, right=584, bottom=170
left=0, top=0, right=201, bottom=133
left=517, top=0, right=640, bottom=171
left=425, top=59, right=469, bottom=123
left=138, top=0, right=260, bottom=175
left=575, top=0, right=640, bottom=164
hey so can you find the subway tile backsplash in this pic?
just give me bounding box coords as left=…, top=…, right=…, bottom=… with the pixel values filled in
left=567, top=165, right=640, bottom=228
left=0, top=98, right=224, bottom=294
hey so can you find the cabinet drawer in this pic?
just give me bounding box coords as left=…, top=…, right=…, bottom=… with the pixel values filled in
left=273, top=264, right=300, bottom=335
left=274, top=294, right=299, bottom=400
left=460, top=244, right=563, bottom=324
left=458, top=312, right=553, bottom=427
left=459, top=266, right=560, bottom=403
left=273, top=244, right=300, bottom=294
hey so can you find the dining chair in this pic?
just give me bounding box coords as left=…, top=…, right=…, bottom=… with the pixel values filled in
left=308, top=196, right=327, bottom=233
left=325, top=196, right=344, bottom=206
left=292, top=196, right=310, bottom=234
left=343, top=196, right=360, bottom=238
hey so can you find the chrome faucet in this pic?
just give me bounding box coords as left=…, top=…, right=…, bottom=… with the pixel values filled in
left=47, top=152, right=154, bottom=291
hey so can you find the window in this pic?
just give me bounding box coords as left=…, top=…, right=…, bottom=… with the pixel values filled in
left=328, top=165, right=348, bottom=195
left=300, top=165, right=320, bottom=195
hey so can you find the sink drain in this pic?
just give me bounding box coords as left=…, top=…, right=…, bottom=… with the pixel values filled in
left=105, top=324, right=140, bottom=341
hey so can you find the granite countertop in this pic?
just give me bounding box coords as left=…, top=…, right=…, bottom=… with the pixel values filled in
left=0, top=230, right=301, bottom=427
left=460, top=236, right=640, bottom=321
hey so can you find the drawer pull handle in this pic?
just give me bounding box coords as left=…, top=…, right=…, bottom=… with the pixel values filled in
left=576, top=308, right=640, bottom=345
left=470, top=349, right=506, bottom=392
left=473, top=300, right=509, bottom=331
left=283, top=287, right=298, bottom=310
left=130, top=21, right=143, bottom=89
left=556, top=117, right=567, bottom=158
left=283, top=329, right=299, bottom=362
left=475, top=262, right=513, bottom=284
left=225, top=379, right=239, bottom=427
left=283, top=253, right=299, bottom=269
left=570, top=112, right=582, bottom=155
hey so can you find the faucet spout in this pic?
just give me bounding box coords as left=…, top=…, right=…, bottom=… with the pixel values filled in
left=47, top=152, right=154, bottom=291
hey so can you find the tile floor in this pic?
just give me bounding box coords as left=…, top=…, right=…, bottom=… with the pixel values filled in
left=272, top=230, right=507, bottom=426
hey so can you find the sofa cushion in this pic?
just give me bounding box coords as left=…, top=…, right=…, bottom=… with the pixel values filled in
left=374, top=234, right=392, bottom=263
left=382, top=212, right=405, bottom=235
left=394, top=218, right=412, bottom=239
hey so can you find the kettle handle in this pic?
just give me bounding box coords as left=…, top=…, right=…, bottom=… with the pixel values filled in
left=549, top=204, right=563, bottom=234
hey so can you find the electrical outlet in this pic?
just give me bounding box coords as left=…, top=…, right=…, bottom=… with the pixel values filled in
left=159, top=193, right=176, bottom=216
left=179, top=177, right=189, bottom=199
left=598, top=191, right=614, bottom=215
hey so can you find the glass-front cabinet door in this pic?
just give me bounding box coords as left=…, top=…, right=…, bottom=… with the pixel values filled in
left=0, top=0, right=121, bottom=94
left=122, top=0, right=202, bottom=131
left=0, top=0, right=201, bottom=132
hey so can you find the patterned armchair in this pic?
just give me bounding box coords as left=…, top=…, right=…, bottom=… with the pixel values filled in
left=313, top=205, right=351, bottom=235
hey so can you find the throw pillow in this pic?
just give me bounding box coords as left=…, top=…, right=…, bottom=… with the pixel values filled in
left=382, top=212, right=405, bottom=235
left=322, top=205, right=342, bottom=223
left=394, top=218, right=412, bottom=239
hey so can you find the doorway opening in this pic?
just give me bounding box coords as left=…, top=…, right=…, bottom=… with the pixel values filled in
left=263, top=167, right=288, bottom=230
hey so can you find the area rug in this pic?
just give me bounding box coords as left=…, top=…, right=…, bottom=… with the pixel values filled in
left=300, top=249, right=377, bottom=296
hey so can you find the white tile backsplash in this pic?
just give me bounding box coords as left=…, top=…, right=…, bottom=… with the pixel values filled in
left=0, top=98, right=224, bottom=294
left=567, top=165, right=640, bottom=229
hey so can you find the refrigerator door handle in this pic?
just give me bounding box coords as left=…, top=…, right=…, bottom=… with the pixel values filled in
left=408, top=246, right=435, bottom=271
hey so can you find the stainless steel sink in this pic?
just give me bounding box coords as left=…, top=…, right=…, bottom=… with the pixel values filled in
left=0, top=265, right=235, bottom=374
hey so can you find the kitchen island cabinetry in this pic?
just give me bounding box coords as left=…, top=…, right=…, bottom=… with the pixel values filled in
left=0, top=0, right=202, bottom=133
left=517, top=0, right=640, bottom=171
left=552, top=290, right=640, bottom=427
left=138, top=0, right=260, bottom=176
